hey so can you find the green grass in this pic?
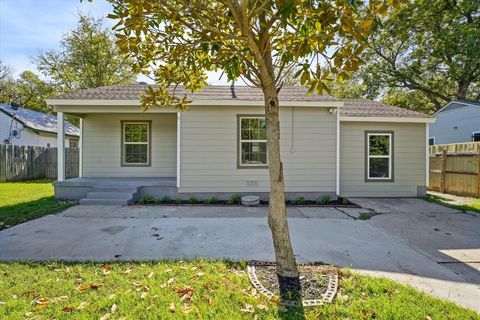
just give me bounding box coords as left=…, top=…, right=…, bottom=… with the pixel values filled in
left=424, top=194, right=480, bottom=214
left=0, top=261, right=477, bottom=319
left=0, top=180, right=74, bottom=229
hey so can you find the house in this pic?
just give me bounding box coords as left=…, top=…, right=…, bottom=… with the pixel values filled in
left=0, top=103, right=79, bottom=147
left=46, top=85, right=434, bottom=204
left=429, top=100, right=480, bottom=145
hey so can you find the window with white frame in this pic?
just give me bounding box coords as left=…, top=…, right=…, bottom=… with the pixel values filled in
left=122, top=121, right=150, bottom=166
left=239, top=116, right=267, bottom=167
left=472, top=131, right=480, bottom=142
left=366, top=132, right=393, bottom=181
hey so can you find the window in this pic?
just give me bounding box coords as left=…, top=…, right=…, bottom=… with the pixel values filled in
left=121, top=121, right=151, bottom=166
left=238, top=116, right=267, bottom=167
left=366, top=132, right=393, bottom=181
left=69, top=139, right=79, bottom=148
left=472, top=131, right=480, bottom=142
left=429, top=137, right=435, bottom=145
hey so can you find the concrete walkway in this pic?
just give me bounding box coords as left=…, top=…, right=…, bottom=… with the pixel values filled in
left=0, top=200, right=479, bottom=312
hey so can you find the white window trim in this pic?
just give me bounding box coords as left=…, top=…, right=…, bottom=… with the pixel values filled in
left=472, top=131, right=480, bottom=142
left=238, top=116, right=268, bottom=168
left=367, top=132, right=392, bottom=180
left=122, top=121, right=150, bottom=166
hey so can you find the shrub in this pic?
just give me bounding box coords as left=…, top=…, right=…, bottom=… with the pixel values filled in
left=316, top=195, right=331, bottom=205
left=187, top=196, right=198, bottom=204
left=175, top=197, right=183, bottom=204
left=227, top=194, right=241, bottom=205
left=138, top=195, right=156, bottom=204
left=159, top=196, right=172, bottom=203
left=340, top=197, right=349, bottom=205
left=205, top=197, right=219, bottom=204
left=293, top=197, right=306, bottom=205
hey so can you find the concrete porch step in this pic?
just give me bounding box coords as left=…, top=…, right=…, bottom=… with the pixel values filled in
left=89, top=187, right=138, bottom=193
left=79, top=198, right=130, bottom=205
left=86, top=192, right=134, bottom=199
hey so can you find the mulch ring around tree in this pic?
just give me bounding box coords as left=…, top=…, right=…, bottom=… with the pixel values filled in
left=247, top=261, right=339, bottom=307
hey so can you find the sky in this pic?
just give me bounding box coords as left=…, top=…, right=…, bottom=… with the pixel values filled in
left=0, top=0, right=227, bottom=84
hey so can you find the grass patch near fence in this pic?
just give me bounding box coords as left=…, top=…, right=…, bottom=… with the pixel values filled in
left=0, top=180, right=74, bottom=229
left=424, top=194, right=480, bottom=214
left=0, top=261, right=478, bottom=320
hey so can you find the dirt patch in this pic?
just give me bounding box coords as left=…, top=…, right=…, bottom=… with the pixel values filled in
left=249, top=263, right=338, bottom=304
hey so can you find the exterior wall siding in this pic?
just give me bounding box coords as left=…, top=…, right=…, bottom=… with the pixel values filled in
left=179, top=106, right=337, bottom=193
left=430, top=105, right=480, bottom=144
left=340, top=121, right=426, bottom=197
left=82, top=113, right=177, bottom=177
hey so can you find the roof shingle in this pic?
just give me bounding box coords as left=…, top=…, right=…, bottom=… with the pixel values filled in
left=49, top=84, right=430, bottom=119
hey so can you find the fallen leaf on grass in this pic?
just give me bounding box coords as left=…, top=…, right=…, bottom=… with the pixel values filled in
left=111, top=303, right=118, bottom=313
left=62, top=306, right=76, bottom=312
left=100, top=312, right=111, bottom=320
left=197, top=272, right=205, bottom=277
left=141, top=291, right=148, bottom=299
left=32, top=304, right=47, bottom=312
left=240, top=303, right=254, bottom=313
left=176, top=287, right=194, bottom=305
left=169, top=302, right=176, bottom=312
left=167, top=277, right=174, bottom=284
left=0, top=301, right=5, bottom=305
left=22, top=290, right=38, bottom=297
left=123, top=266, right=133, bottom=274
left=103, top=264, right=111, bottom=275
left=147, top=272, right=154, bottom=278
left=35, top=297, right=50, bottom=305
left=425, top=316, right=432, bottom=320
left=77, top=284, right=101, bottom=292
left=181, top=305, right=191, bottom=314
left=77, top=302, right=87, bottom=310
left=257, top=304, right=268, bottom=310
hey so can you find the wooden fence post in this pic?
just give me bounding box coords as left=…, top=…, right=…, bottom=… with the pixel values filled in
left=440, top=149, right=448, bottom=193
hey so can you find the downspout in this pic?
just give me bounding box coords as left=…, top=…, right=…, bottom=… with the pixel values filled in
left=336, top=107, right=340, bottom=197
left=425, top=123, right=429, bottom=188
left=176, top=111, right=181, bottom=189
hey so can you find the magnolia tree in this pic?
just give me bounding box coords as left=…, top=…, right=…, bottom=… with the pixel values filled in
left=104, top=0, right=402, bottom=296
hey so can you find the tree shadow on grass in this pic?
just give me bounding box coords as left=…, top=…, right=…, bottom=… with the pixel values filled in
left=0, top=196, right=74, bottom=229
left=278, top=275, right=306, bottom=320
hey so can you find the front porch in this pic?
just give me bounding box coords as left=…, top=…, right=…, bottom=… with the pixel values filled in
left=54, top=177, right=177, bottom=205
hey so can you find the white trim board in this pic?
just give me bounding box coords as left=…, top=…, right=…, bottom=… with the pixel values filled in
left=340, top=116, right=436, bottom=123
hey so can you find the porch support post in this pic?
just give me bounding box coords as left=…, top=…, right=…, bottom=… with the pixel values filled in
left=176, top=111, right=181, bottom=188
left=335, top=107, right=340, bottom=196
left=57, top=111, right=65, bottom=181
left=79, top=117, right=83, bottom=178
left=425, top=123, right=429, bottom=187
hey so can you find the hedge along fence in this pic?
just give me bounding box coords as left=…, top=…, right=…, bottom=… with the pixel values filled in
left=429, top=142, right=480, bottom=197
left=0, top=144, right=79, bottom=182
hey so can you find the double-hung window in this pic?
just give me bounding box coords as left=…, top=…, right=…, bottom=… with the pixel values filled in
left=238, top=116, right=267, bottom=167
left=121, top=121, right=151, bottom=166
left=472, top=131, right=480, bottom=142
left=366, top=132, right=393, bottom=181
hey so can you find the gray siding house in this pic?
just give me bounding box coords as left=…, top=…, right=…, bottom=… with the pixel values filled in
left=429, top=100, right=480, bottom=145
left=46, top=85, right=434, bottom=204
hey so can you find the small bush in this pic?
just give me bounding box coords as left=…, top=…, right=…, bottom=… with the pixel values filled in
left=293, top=197, right=306, bottom=205
left=316, top=195, right=331, bottom=205
left=187, top=196, right=198, bottom=204
left=138, top=195, right=156, bottom=204
left=175, top=197, right=183, bottom=204
left=227, top=194, right=241, bottom=205
left=340, top=197, right=349, bottom=205
left=159, top=196, right=172, bottom=203
left=358, top=212, right=372, bottom=220
left=205, top=197, right=219, bottom=204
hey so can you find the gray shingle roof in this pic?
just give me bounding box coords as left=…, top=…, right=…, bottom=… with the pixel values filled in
left=49, top=84, right=430, bottom=118
left=0, top=103, right=80, bottom=136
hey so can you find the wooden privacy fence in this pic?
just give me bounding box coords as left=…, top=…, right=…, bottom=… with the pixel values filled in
left=429, top=142, right=480, bottom=197
left=0, top=144, right=79, bottom=182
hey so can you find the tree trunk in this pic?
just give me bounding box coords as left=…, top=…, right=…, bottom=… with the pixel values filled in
left=262, top=83, right=299, bottom=280
left=456, top=80, right=469, bottom=100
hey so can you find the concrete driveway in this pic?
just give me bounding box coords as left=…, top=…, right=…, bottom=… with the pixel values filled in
left=0, top=199, right=479, bottom=312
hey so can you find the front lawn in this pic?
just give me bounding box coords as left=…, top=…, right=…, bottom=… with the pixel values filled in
left=0, top=261, right=477, bottom=319
left=0, top=180, right=74, bottom=229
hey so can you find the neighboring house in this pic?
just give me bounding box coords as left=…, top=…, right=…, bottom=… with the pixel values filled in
left=0, top=103, right=79, bottom=147
left=47, top=85, right=434, bottom=204
left=429, top=100, right=480, bottom=145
